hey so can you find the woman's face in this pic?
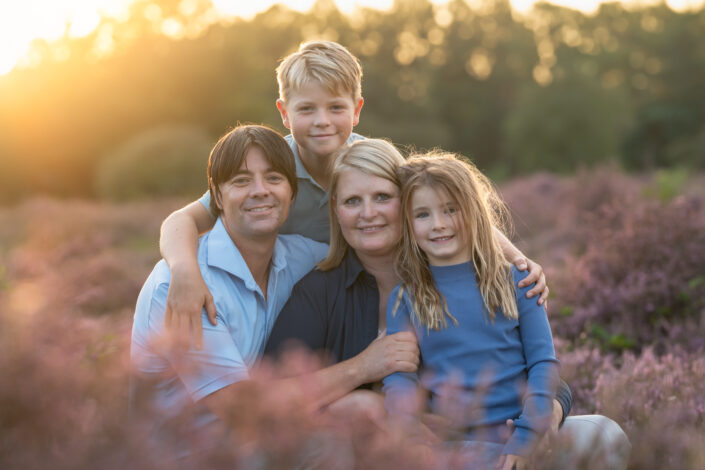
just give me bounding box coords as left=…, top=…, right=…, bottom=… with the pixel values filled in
left=334, top=168, right=401, bottom=259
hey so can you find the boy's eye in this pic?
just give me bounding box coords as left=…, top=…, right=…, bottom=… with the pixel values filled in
left=298, top=106, right=313, bottom=112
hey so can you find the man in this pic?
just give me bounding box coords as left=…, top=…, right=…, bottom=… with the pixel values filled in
left=130, top=125, right=328, bottom=458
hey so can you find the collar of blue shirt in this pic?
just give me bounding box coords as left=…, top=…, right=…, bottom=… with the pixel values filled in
left=205, top=218, right=287, bottom=292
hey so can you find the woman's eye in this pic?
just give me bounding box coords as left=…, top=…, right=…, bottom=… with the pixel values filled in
left=343, top=197, right=360, bottom=206
left=376, top=193, right=391, bottom=202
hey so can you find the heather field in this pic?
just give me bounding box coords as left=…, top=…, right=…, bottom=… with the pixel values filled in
left=1, top=168, right=704, bottom=469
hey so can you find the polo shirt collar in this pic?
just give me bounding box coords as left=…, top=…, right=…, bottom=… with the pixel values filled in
left=286, top=134, right=324, bottom=191
left=342, top=249, right=367, bottom=289
left=206, top=218, right=287, bottom=291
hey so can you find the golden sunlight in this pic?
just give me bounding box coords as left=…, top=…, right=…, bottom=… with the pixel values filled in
left=0, top=0, right=699, bottom=76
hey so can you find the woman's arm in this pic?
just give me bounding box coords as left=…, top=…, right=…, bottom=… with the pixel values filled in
left=160, top=198, right=217, bottom=349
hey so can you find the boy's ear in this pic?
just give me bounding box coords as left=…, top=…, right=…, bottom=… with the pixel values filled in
left=353, top=97, right=364, bottom=126
left=276, top=100, right=290, bottom=129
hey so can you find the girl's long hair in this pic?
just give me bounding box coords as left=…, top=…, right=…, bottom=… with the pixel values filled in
left=393, top=153, right=518, bottom=330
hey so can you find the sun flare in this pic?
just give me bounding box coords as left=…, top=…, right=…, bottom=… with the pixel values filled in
left=0, top=0, right=700, bottom=76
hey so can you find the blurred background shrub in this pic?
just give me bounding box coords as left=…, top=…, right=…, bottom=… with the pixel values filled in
left=95, top=124, right=212, bottom=201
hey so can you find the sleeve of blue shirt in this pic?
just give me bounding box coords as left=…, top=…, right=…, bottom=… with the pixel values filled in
left=382, top=285, right=420, bottom=418
left=146, top=282, right=250, bottom=403
left=198, top=190, right=211, bottom=215
left=503, top=267, right=560, bottom=457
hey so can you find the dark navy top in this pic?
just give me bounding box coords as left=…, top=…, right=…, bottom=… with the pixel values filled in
left=265, top=249, right=379, bottom=365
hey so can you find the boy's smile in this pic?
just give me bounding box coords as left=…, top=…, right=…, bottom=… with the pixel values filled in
left=277, top=82, right=363, bottom=170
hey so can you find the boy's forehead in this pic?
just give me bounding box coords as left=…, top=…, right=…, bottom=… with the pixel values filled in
left=286, top=80, right=355, bottom=102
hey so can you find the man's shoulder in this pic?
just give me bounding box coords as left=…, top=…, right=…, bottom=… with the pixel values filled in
left=275, top=234, right=328, bottom=265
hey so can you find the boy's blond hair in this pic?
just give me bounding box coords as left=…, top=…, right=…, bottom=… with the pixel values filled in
left=276, top=41, right=363, bottom=103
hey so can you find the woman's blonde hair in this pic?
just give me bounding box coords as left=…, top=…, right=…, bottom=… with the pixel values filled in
left=318, top=139, right=405, bottom=271
left=393, top=153, right=517, bottom=330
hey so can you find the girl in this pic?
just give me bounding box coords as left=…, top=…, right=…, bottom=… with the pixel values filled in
left=382, top=153, right=559, bottom=470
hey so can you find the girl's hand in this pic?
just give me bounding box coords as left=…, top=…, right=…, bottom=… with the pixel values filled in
left=497, top=453, right=526, bottom=470
left=512, top=257, right=549, bottom=309
left=164, top=265, right=217, bottom=350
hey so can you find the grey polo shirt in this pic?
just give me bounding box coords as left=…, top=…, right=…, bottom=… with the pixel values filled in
left=199, top=133, right=364, bottom=243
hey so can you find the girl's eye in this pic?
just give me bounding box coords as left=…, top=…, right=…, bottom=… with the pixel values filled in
left=414, top=211, right=429, bottom=219
left=446, top=206, right=457, bottom=214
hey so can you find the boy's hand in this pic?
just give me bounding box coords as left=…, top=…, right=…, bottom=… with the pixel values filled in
left=164, top=265, right=217, bottom=350
left=512, top=257, right=549, bottom=308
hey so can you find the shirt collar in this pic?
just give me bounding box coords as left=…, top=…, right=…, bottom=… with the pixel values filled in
left=342, top=249, right=368, bottom=289
left=206, top=218, right=287, bottom=290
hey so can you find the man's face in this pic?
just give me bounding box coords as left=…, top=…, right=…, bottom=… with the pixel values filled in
left=277, top=82, right=363, bottom=166
left=215, top=146, right=293, bottom=243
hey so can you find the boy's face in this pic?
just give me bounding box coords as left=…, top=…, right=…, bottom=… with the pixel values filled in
left=277, top=82, right=363, bottom=165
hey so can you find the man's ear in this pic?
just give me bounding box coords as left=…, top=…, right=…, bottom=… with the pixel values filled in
left=210, top=179, right=223, bottom=211
left=352, top=97, right=364, bottom=126
left=276, top=100, right=290, bottom=129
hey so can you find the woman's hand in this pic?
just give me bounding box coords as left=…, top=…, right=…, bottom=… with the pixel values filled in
left=356, top=330, right=419, bottom=383
left=512, top=256, right=549, bottom=309
left=164, top=264, right=217, bottom=350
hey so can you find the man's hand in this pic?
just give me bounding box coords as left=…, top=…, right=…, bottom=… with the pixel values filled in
left=512, top=257, right=549, bottom=308
left=164, top=264, right=217, bottom=350
left=355, top=330, right=419, bottom=383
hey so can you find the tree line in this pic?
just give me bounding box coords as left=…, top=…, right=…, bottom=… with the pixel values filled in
left=0, top=0, right=703, bottom=202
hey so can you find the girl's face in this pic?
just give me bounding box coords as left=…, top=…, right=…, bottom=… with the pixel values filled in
left=409, top=185, right=470, bottom=266
left=334, top=168, right=401, bottom=259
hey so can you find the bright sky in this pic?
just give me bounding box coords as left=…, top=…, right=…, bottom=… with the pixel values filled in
left=0, top=0, right=701, bottom=76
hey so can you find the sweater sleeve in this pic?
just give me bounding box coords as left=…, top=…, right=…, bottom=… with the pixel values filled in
left=382, top=286, right=421, bottom=419
left=503, top=268, right=560, bottom=457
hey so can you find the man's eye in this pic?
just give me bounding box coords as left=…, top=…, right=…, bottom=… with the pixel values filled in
left=231, top=177, right=249, bottom=185
left=267, top=174, right=285, bottom=182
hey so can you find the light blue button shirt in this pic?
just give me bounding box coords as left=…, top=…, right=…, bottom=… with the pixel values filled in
left=198, top=133, right=364, bottom=243
left=130, top=217, right=328, bottom=447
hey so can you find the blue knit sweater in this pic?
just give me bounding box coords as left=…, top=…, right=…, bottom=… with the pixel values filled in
left=382, top=262, right=559, bottom=457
